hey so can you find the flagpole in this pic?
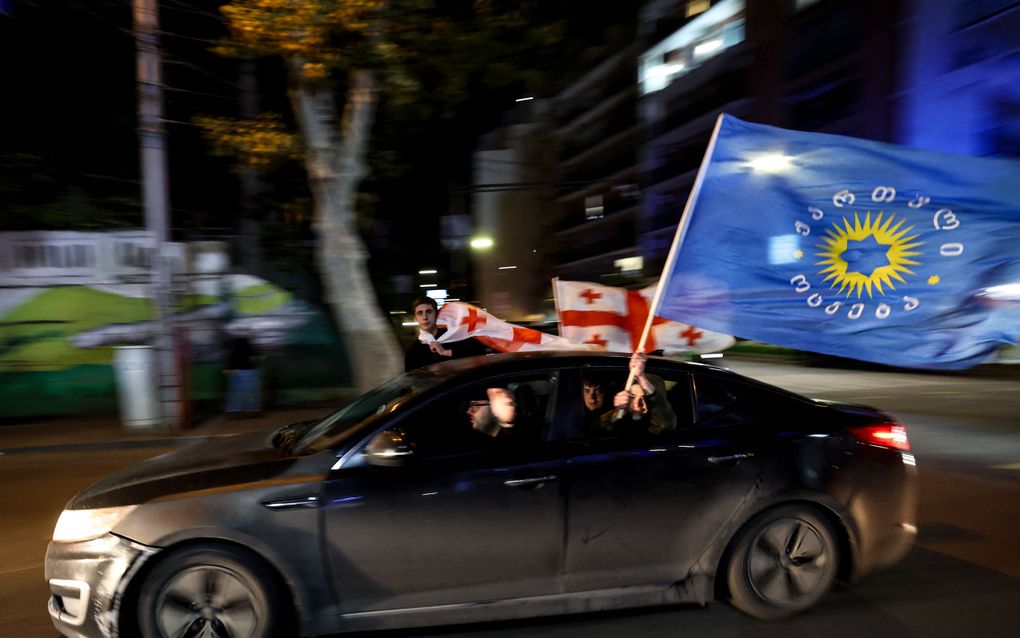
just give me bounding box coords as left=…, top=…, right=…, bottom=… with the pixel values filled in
left=617, top=113, right=727, bottom=418
left=550, top=277, right=562, bottom=337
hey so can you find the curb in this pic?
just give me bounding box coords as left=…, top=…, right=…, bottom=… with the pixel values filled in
left=0, top=433, right=241, bottom=456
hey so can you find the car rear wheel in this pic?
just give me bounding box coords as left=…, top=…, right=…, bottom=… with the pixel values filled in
left=137, top=545, right=281, bottom=638
left=726, top=505, right=838, bottom=620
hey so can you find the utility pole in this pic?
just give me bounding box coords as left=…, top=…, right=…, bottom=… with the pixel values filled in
left=133, top=0, right=179, bottom=428
left=238, top=59, right=261, bottom=273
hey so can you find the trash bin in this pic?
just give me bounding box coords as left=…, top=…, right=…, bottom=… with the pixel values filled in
left=113, top=345, right=161, bottom=428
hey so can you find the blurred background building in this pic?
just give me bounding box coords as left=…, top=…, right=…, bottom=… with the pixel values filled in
left=470, top=0, right=1020, bottom=318
left=2, top=1, right=1019, bottom=417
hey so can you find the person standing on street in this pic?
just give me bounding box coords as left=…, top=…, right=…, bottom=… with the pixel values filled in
left=224, top=328, right=261, bottom=416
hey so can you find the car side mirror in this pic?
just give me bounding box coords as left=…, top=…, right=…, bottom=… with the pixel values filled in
left=364, top=429, right=416, bottom=467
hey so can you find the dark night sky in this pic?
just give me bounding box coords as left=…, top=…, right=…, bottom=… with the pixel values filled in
left=0, top=1, right=259, bottom=231
left=0, top=0, right=636, bottom=301
left=1, top=2, right=142, bottom=226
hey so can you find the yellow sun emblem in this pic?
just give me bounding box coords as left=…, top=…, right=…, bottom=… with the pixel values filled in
left=816, top=212, right=923, bottom=298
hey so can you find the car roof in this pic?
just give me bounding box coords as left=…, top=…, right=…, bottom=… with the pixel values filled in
left=406, top=350, right=728, bottom=379
left=404, top=351, right=813, bottom=405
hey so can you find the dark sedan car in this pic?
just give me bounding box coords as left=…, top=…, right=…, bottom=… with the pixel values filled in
left=45, top=353, right=917, bottom=638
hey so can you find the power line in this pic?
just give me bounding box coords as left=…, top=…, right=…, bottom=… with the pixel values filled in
left=66, top=0, right=132, bottom=37
left=162, top=0, right=221, bottom=20
left=165, top=84, right=240, bottom=102
left=467, top=180, right=598, bottom=193
left=159, top=29, right=221, bottom=45
left=164, top=56, right=241, bottom=90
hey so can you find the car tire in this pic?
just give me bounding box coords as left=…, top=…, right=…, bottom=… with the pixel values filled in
left=137, top=544, right=283, bottom=638
left=725, top=504, right=838, bottom=620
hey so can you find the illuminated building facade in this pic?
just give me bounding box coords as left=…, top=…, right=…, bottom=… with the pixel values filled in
left=471, top=0, right=1020, bottom=317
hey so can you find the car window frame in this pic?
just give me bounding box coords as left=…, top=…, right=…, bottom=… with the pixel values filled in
left=342, top=369, right=563, bottom=466
left=552, top=363, right=697, bottom=445
left=294, top=371, right=461, bottom=455
left=690, top=368, right=810, bottom=429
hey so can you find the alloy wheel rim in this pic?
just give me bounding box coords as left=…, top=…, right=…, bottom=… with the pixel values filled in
left=746, top=517, right=829, bottom=608
left=155, top=565, right=260, bottom=638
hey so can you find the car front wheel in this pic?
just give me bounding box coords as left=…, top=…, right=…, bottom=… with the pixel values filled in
left=726, top=504, right=838, bottom=620
left=137, top=545, right=282, bottom=638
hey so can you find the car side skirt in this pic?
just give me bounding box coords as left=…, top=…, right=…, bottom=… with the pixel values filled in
left=335, top=581, right=711, bottom=632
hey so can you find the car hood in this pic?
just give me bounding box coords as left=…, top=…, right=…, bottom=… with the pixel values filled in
left=68, top=429, right=298, bottom=509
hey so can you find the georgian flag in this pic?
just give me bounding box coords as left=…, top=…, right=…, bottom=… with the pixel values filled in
left=553, top=279, right=735, bottom=354
left=422, top=301, right=595, bottom=352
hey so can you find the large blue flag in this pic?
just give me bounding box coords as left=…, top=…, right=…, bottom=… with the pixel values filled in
left=656, top=114, right=1020, bottom=369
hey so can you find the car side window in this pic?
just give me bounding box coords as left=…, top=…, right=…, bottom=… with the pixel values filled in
left=578, top=367, right=695, bottom=442
left=396, top=373, right=554, bottom=459
left=652, top=369, right=695, bottom=427
left=692, top=373, right=780, bottom=427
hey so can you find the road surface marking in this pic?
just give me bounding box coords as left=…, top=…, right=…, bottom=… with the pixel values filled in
left=991, top=462, right=1020, bottom=470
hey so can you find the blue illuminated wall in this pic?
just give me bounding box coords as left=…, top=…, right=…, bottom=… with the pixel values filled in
left=896, top=0, right=1020, bottom=157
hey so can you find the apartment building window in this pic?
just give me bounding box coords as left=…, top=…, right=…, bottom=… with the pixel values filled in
left=686, top=0, right=711, bottom=18
left=115, top=242, right=152, bottom=268
left=12, top=243, right=96, bottom=269
left=639, top=0, right=746, bottom=95
left=786, top=73, right=859, bottom=131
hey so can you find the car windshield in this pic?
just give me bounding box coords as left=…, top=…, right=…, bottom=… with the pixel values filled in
left=293, top=372, right=443, bottom=454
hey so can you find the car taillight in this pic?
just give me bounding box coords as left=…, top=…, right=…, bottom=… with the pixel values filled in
left=849, top=423, right=910, bottom=451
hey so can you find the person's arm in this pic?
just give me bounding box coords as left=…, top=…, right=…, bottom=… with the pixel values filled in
left=627, top=354, right=676, bottom=434
left=450, top=337, right=488, bottom=359
left=643, top=378, right=677, bottom=434
left=487, top=388, right=516, bottom=428
left=429, top=341, right=453, bottom=357
left=598, top=405, right=621, bottom=431
left=405, top=342, right=436, bottom=371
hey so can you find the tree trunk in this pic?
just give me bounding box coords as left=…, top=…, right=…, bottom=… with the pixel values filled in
left=290, top=68, right=402, bottom=391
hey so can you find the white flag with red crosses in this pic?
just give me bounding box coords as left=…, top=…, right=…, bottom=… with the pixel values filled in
left=553, top=279, right=735, bottom=354
left=425, top=301, right=596, bottom=352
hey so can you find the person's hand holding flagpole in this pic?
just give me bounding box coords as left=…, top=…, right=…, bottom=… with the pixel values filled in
left=614, top=116, right=727, bottom=420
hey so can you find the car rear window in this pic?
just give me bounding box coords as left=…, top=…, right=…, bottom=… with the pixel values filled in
left=692, top=372, right=792, bottom=427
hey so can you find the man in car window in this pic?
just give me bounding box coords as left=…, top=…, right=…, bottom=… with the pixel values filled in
left=608, top=353, right=677, bottom=435
left=581, top=372, right=614, bottom=433
left=582, top=375, right=606, bottom=413
left=466, top=387, right=517, bottom=438
left=404, top=296, right=487, bottom=371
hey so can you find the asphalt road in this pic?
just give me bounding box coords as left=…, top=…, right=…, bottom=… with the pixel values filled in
left=2, top=359, right=1018, bottom=637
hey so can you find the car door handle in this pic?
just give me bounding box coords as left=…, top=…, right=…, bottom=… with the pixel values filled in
left=707, top=453, right=754, bottom=464
left=261, top=495, right=320, bottom=510
left=504, top=475, right=557, bottom=488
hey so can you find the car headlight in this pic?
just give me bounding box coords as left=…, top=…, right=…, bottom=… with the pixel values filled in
left=52, top=506, right=137, bottom=543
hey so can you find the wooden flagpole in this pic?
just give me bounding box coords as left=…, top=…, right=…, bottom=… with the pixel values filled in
left=616, top=113, right=728, bottom=418
left=550, top=277, right=562, bottom=337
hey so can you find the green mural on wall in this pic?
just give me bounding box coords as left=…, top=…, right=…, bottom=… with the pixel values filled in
left=0, top=276, right=350, bottom=419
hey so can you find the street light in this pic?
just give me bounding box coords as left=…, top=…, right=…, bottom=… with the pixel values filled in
left=470, top=236, right=494, bottom=250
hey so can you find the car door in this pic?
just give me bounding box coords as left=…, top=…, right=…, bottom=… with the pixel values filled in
left=320, top=372, right=566, bottom=614
left=559, top=366, right=769, bottom=593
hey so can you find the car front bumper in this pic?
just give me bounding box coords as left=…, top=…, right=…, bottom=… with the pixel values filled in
left=44, top=534, right=156, bottom=638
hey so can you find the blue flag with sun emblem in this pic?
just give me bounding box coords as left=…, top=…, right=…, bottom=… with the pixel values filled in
left=656, top=114, right=1020, bottom=369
